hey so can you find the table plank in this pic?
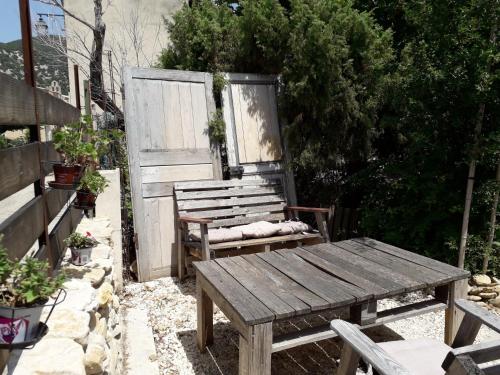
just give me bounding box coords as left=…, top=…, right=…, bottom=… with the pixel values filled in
left=276, top=249, right=371, bottom=302
left=256, top=252, right=358, bottom=308
left=337, top=240, right=454, bottom=286
left=325, top=243, right=425, bottom=289
left=290, top=247, right=390, bottom=298
left=353, top=238, right=469, bottom=279
left=242, top=255, right=331, bottom=311
left=194, top=261, right=274, bottom=325
left=231, top=256, right=311, bottom=315
left=215, top=257, right=297, bottom=319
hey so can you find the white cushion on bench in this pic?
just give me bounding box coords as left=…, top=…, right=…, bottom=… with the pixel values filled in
left=190, top=228, right=244, bottom=243
left=276, top=220, right=312, bottom=235
left=232, top=221, right=281, bottom=239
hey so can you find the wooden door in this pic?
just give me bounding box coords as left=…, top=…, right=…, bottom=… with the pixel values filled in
left=222, top=73, right=297, bottom=204
left=123, top=67, right=221, bottom=281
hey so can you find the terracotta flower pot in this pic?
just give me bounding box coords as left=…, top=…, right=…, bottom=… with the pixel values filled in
left=76, top=190, right=96, bottom=207
left=53, top=164, right=83, bottom=185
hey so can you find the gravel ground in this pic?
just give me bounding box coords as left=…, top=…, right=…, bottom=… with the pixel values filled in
left=122, top=277, right=500, bottom=375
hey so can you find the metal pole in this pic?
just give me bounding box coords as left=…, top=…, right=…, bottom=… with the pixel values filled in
left=19, top=0, right=54, bottom=269
left=73, top=65, right=81, bottom=111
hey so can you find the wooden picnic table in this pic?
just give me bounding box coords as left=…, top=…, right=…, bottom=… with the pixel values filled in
left=193, top=238, right=470, bottom=374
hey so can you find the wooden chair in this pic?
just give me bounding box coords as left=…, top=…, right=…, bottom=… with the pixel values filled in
left=174, top=178, right=330, bottom=279
left=330, top=299, right=500, bottom=375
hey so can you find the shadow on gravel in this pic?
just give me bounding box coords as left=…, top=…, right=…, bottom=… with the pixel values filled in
left=176, top=313, right=403, bottom=374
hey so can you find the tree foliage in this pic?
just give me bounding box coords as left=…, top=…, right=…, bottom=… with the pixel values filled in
left=159, top=0, right=500, bottom=272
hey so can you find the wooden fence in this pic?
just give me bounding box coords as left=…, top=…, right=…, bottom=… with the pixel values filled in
left=0, top=72, right=81, bottom=268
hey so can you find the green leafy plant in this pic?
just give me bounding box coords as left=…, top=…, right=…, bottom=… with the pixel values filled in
left=53, top=117, right=97, bottom=166
left=0, top=236, right=65, bottom=307
left=64, top=232, right=98, bottom=249
left=78, top=170, right=109, bottom=195
left=208, top=109, right=226, bottom=144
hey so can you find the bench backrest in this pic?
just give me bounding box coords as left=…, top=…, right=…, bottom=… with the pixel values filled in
left=174, top=179, right=287, bottom=230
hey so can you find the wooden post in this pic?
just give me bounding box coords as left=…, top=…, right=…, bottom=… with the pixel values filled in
left=239, top=322, right=272, bottom=375
left=196, top=276, right=213, bottom=351
left=444, top=279, right=468, bottom=345
left=19, top=0, right=54, bottom=267
left=177, top=222, right=186, bottom=280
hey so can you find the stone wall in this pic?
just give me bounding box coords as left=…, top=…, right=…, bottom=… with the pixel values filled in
left=5, top=216, right=123, bottom=375
left=467, top=274, right=500, bottom=310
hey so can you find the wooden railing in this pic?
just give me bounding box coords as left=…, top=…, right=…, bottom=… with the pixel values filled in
left=0, top=72, right=82, bottom=268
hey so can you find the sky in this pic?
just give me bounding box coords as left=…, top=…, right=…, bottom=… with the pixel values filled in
left=0, top=0, right=64, bottom=43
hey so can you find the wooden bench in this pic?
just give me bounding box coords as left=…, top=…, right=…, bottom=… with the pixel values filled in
left=175, top=179, right=330, bottom=279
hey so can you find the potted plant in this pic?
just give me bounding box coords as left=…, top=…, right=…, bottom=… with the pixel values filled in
left=76, top=170, right=109, bottom=208
left=64, top=232, right=98, bottom=266
left=0, top=236, right=65, bottom=344
left=52, top=118, right=97, bottom=186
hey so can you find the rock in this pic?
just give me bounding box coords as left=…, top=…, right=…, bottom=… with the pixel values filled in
left=91, top=244, right=111, bottom=260
left=476, top=301, right=488, bottom=307
left=85, top=340, right=108, bottom=374
left=112, top=295, right=120, bottom=310
left=45, top=308, right=90, bottom=346
left=469, top=287, right=483, bottom=295
left=472, top=274, right=492, bottom=286
left=6, top=337, right=85, bottom=375
left=492, top=276, right=500, bottom=284
left=60, top=279, right=98, bottom=312
left=87, top=258, right=113, bottom=274
left=97, top=282, right=114, bottom=307
left=95, top=317, right=108, bottom=336
left=62, top=265, right=106, bottom=287
left=479, top=292, right=497, bottom=300
left=467, top=295, right=482, bottom=301
left=490, top=296, right=500, bottom=308
left=494, top=285, right=500, bottom=294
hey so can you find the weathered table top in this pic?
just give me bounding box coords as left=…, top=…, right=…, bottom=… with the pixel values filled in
left=193, top=238, right=470, bottom=326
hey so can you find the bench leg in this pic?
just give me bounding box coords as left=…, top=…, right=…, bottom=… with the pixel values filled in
left=337, top=343, right=361, bottom=375
left=444, top=279, right=468, bottom=345
left=196, top=277, right=213, bottom=351
left=239, top=322, right=272, bottom=375
left=177, top=227, right=187, bottom=280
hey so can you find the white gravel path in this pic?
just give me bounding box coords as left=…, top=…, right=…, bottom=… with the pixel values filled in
left=122, top=278, right=500, bottom=374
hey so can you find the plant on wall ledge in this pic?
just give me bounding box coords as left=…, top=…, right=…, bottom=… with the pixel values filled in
left=52, top=116, right=97, bottom=187
left=75, top=170, right=109, bottom=208
left=0, top=236, right=65, bottom=345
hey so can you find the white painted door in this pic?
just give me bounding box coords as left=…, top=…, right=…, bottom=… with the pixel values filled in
left=123, top=67, right=221, bottom=281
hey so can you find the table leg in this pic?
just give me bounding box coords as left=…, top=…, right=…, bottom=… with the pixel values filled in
left=443, top=279, right=467, bottom=345
left=196, top=277, right=213, bottom=352
left=239, top=322, right=272, bottom=375
left=350, top=301, right=377, bottom=325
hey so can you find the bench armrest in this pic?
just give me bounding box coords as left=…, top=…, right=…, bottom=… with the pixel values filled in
left=330, top=320, right=410, bottom=375
left=455, top=299, right=500, bottom=333
left=178, top=216, right=213, bottom=224
left=286, top=206, right=330, bottom=213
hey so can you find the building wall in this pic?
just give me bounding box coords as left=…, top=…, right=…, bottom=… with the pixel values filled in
left=64, top=0, right=185, bottom=110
